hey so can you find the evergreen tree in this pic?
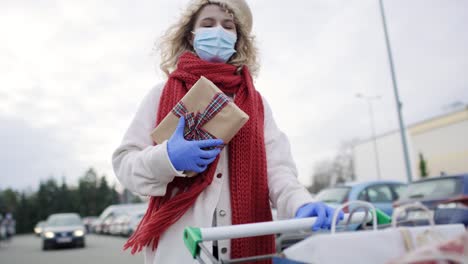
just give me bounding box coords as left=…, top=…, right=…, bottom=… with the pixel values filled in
left=0, top=188, right=18, bottom=213
left=16, top=192, right=34, bottom=234
left=56, top=176, right=70, bottom=213
left=131, top=194, right=142, bottom=203
left=419, top=153, right=429, bottom=178
left=1, top=167, right=126, bottom=234
left=36, top=178, right=60, bottom=218
left=111, top=185, right=120, bottom=205
left=96, top=176, right=111, bottom=215
left=78, top=168, right=99, bottom=216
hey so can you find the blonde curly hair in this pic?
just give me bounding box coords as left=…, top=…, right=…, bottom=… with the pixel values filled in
left=157, top=0, right=259, bottom=77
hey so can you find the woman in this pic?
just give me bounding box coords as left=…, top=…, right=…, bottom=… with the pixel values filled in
left=112, top=0, right=343, bottom=263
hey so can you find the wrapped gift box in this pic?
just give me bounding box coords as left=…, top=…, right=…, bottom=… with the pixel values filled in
left=151, top=76, right=249, bottom=176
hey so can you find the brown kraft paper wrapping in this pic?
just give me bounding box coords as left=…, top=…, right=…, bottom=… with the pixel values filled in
left=150, top=76, right=249, bottom=176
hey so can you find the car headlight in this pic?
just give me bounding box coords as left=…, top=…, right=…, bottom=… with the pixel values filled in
left=73, top=230, right=84, bottom=237
left=34, top=227, right=42, bottom=234
left=44, top=231, right=55, bottom=239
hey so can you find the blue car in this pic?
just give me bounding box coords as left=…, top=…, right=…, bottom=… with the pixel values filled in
left=315, top=180, right=406, bottom=216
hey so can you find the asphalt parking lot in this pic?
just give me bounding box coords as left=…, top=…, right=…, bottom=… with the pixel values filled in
left=0, top=234, right=144, bottom=264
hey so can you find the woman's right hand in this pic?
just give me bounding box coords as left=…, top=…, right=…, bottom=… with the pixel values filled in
left=167, top=116, right=223, bottom=173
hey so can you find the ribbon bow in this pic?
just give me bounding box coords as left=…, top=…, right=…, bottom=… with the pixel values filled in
left=172, top=93, right=229, bottom=141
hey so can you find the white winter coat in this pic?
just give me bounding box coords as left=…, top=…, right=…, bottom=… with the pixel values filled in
left=112, top=82, right=314, bottom=263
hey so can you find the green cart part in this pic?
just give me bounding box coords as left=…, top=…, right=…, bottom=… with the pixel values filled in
left=184, top=226, right=202, bottom=258
left=375, top=208, right=392, bottom=225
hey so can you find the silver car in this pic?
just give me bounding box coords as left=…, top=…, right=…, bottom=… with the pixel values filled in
left=41, top=213, right=86, bottom=250
left=34, top=221, right=46, bottom=237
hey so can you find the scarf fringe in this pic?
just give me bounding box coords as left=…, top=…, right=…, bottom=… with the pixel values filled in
left=124, top=158, right=218, bottom=254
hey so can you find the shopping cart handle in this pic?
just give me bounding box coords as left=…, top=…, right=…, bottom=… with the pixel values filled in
left=183, top=209, right=391, bottom=258
left=184, top=226, right=203, bottom=258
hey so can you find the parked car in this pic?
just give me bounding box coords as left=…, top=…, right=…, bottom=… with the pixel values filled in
left=34, top=221, right=46, bottom=237
left=316, top=180, right=406, bottom=216
left=109, top=214, right=129, bottom=236
left=122, top=210, right=145, bottom=237
left=394, top=174, right=468, bottom=225
left=95, top=203, right=148, bottom=235
left=101, top=214, right=118, bottom=235
left=41, top=213, right=86, bottom=250
left=434, top=195, right=468, bottom=226
left=2, top=213, right=15, bottom=239
left=0, top=214, right=6, bottom=241
left=91, top=218, right=104, bottom=234
left=82, top=216, right=97, bottom=234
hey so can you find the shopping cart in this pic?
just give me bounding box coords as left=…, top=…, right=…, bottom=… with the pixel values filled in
left=184, top=202, right=392, bottom=263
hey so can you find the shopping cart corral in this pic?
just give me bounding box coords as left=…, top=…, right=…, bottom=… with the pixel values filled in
left=184, top=201, right=467, bottom=263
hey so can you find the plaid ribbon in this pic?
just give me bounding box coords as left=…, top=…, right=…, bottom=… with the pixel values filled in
left=172, top=93, right=229, bottom=141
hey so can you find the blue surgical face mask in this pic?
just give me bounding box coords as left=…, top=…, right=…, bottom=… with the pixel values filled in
left=192, top=26, right=237, bottom=63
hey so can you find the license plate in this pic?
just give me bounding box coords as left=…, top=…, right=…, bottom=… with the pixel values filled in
left=57, top=237, right=72, bottom=243
left=408, top=210, right=434, bottom=220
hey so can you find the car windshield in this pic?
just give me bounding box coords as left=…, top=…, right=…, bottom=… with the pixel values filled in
left=316, top=187, right=350, bottom=203
left=47, top=215, right=82, bottom=226
left=402, top=177, right=462, bottom=200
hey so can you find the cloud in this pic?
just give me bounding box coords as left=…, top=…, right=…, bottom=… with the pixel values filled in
left=0, top=0, right=467, bottom=189
left=0, top=116, right=80, bottom=189
left=251, top=0, right=468, bottom=185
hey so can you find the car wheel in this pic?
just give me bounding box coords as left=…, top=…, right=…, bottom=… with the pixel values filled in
left=42, top=242, right=49, bottom=251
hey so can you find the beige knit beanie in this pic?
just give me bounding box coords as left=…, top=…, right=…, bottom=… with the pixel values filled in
left=188, top=0, right=253, bottom=33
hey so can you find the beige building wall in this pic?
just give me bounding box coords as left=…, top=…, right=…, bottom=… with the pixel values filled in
left=353, top=131, right=417, bottom=183
left=353, top=107, right=468, bottom=182
left=409, top=108, right=468, bottom=178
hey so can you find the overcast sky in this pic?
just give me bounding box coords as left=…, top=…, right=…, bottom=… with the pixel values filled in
left=1, top=0, right=467, bottom=191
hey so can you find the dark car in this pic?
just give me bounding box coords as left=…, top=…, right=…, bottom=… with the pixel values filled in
left=393, top=174, right=468, bottom=225
left=41, top=213, right=85, bottom=250
left=434, top=195, right=468, bottom=226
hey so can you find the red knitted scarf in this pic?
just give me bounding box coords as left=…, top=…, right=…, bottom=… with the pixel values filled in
left=124, top=52, right=274, bottom=261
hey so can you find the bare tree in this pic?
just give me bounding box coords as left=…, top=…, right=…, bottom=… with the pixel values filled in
left=308, top=139, right=358, bottom=194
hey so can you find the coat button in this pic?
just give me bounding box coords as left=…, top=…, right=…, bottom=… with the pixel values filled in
left=216, top=173, right=222, bottom=179
left=221, top=247, right=228, bottom=254
left=219, top=210, right=226, bottom=217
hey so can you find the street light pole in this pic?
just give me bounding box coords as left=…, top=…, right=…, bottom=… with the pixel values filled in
left=378, top=0, right=413, bottom=183
left=356, top=94, right=382, bottom=180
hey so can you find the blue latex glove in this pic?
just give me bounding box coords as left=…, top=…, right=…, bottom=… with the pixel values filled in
left=167, top=116, right=224, bottom=173
left=295, top=202, right=345, bottom=231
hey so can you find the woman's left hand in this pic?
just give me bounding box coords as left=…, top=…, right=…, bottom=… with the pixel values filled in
left=294, top=202, right=344, bottom=231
